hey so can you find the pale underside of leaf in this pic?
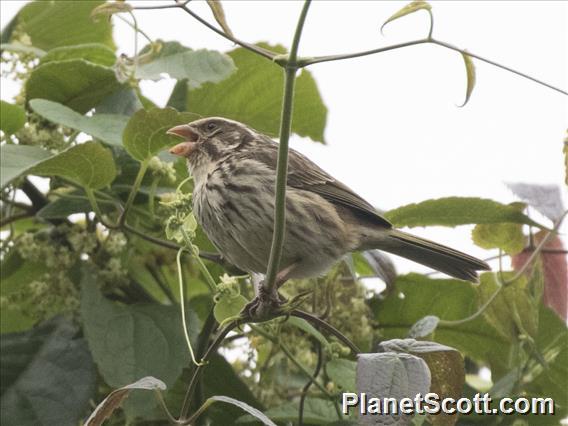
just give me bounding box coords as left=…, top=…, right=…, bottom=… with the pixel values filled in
left=0, top=144, right=52, bottom=188
left=84, top=376, right=166, bottom=426
left=30, top=98, right=128, bottom=146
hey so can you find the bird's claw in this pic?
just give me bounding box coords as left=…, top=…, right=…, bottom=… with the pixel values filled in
left=242, top=284, right=287, bottom=322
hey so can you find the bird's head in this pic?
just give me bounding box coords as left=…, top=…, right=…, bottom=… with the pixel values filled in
left=167, top=117, right=255, bottom=171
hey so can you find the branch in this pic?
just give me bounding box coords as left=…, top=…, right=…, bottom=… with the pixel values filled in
left=0, top=212, right=33, bottom=227
left=264, top=0, right=312, bottom=294
left=430, top=39, right=567, bottom=96
left=300, top=37, right=567, bottom=96
left=299, top=38, right=429, bottom=66
left=132, top=1, right=277, bottom=61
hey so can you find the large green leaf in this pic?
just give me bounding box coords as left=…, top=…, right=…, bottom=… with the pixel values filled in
left=136, top=41, right=235, bottom=85
left=187, top=44, right=328, bottom=142
left=26, top=60, right=123, bottom=114
left=96, top=88, right=143, bottom=116
left=371, top=274, right=510, bottom=372
left=0, top=317, right=96, bottom=426
left=384, top=197, right=543, bottom=228
left=30, top=99, right=128, bottom=147
left=17, top=0, right=114, bottom=51
left=0, top=101, right=26, bottom=135
left=40, top=43, right=116, bottom=67
left=31, top=141, right=116, bottom=190
left=0, top=144, right=52, bottom=188
left=80, top=270, right=199, bottom=416
left=524, top=305, right=568, bottom=420
left=123, top=107, right=199, bottom=162
left=477, top=272, right=540, bottom=342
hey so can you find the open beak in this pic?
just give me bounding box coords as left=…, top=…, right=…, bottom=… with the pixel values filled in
left=167, top=124, right=199, bottom=157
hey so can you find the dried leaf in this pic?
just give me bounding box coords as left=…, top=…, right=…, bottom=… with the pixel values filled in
left=85, top=377, right=166, bottom=426
left=206, top=1, right=234, bottom=37
left=91, top=1, right=133, bottom=21
left=381, top=1, right=432, bottom=34
left=458, top=51, right=476, bottom=107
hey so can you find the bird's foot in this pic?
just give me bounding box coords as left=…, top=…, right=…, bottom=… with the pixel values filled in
left=243, top=285, right=287, bottom=322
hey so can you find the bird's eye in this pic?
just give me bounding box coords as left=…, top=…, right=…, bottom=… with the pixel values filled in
left=206, top=122, right=217, bottom=131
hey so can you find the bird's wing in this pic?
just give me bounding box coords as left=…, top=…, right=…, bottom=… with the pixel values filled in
left=250, top=138, right=392, bottom=228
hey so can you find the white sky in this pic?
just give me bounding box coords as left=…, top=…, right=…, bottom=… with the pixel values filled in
left=1, top=1, right=567, bottom=276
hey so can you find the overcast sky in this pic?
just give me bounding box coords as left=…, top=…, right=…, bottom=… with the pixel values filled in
left=1, top=1, right=566, bottom=276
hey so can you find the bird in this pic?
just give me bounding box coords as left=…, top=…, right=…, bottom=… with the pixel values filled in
left=167, top=117, right=490, bottom=310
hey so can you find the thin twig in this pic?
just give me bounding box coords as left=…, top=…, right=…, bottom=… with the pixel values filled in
left=430, top=39, right=567, bottom=96
left=179, top=320, right=241, bottom=422
left=300, top=37, right=566, bottom=96
left=299, top=341, right=323, bottom=426
left=0, top=212, right=33, bottom=227
left=133, top=0, right=277, bottom=61
left=299, top=38, right=429, bottom=67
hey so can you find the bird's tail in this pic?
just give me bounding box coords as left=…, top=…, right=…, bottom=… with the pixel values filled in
left=372, top=229, right=490, bottom=282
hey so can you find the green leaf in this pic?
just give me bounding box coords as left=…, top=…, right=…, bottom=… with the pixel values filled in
left=326, top=358, right=356, bottom=391
left=37, top=192, right=115, bottom=220
left=31, top=141, right=116, bottom=190
left=187, top=43, right=328, bottom=143
left=0, top=317, right=96, bottom=426
left=458, top=51, right=476, bottom=107
left=206, top=1, right=234, bottom=37
left=0, top=308, right=35, bottom=335
left=283, top=316, right=331, bottom=351
left=1, top=250, right=47, bottom=297
left=477, top=272, right=540, bottom=342
left=525, top=305, right=568, bottom=420
left=26, top=60, right=123, bottom=114
left=381, top=1, right=432, bottom=33
left=136, top=41, right=235, bottom=85
left=85, top=376, right=166, bottom=426
left=0, top=144, right=52, bottom=189
left=80, top=270, right=199, bottom=416
left=17, top=0, right=114, bottom=51
left=238, top=398, right=339, bottom=425
left=123, top=107, right=199, bottom=162
left=167, top=80, right=189, bottom=111
left=40, top=43, right=116, bottom=67
left=96, top=88, right=143, bottom=116
left=213, top=294, right=248, bottom=323
left=384, top=197, right=544, bottom=229
left=472, top=222, right=525, bottom=255
left=30, top=99, right=128, bottom=146
left=0, top=101, right=26, bottom=135
left=372, top=274, right=510, bottom=372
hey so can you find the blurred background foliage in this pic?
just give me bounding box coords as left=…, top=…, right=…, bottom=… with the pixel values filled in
left=0, top=1, right=566, bottom=425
